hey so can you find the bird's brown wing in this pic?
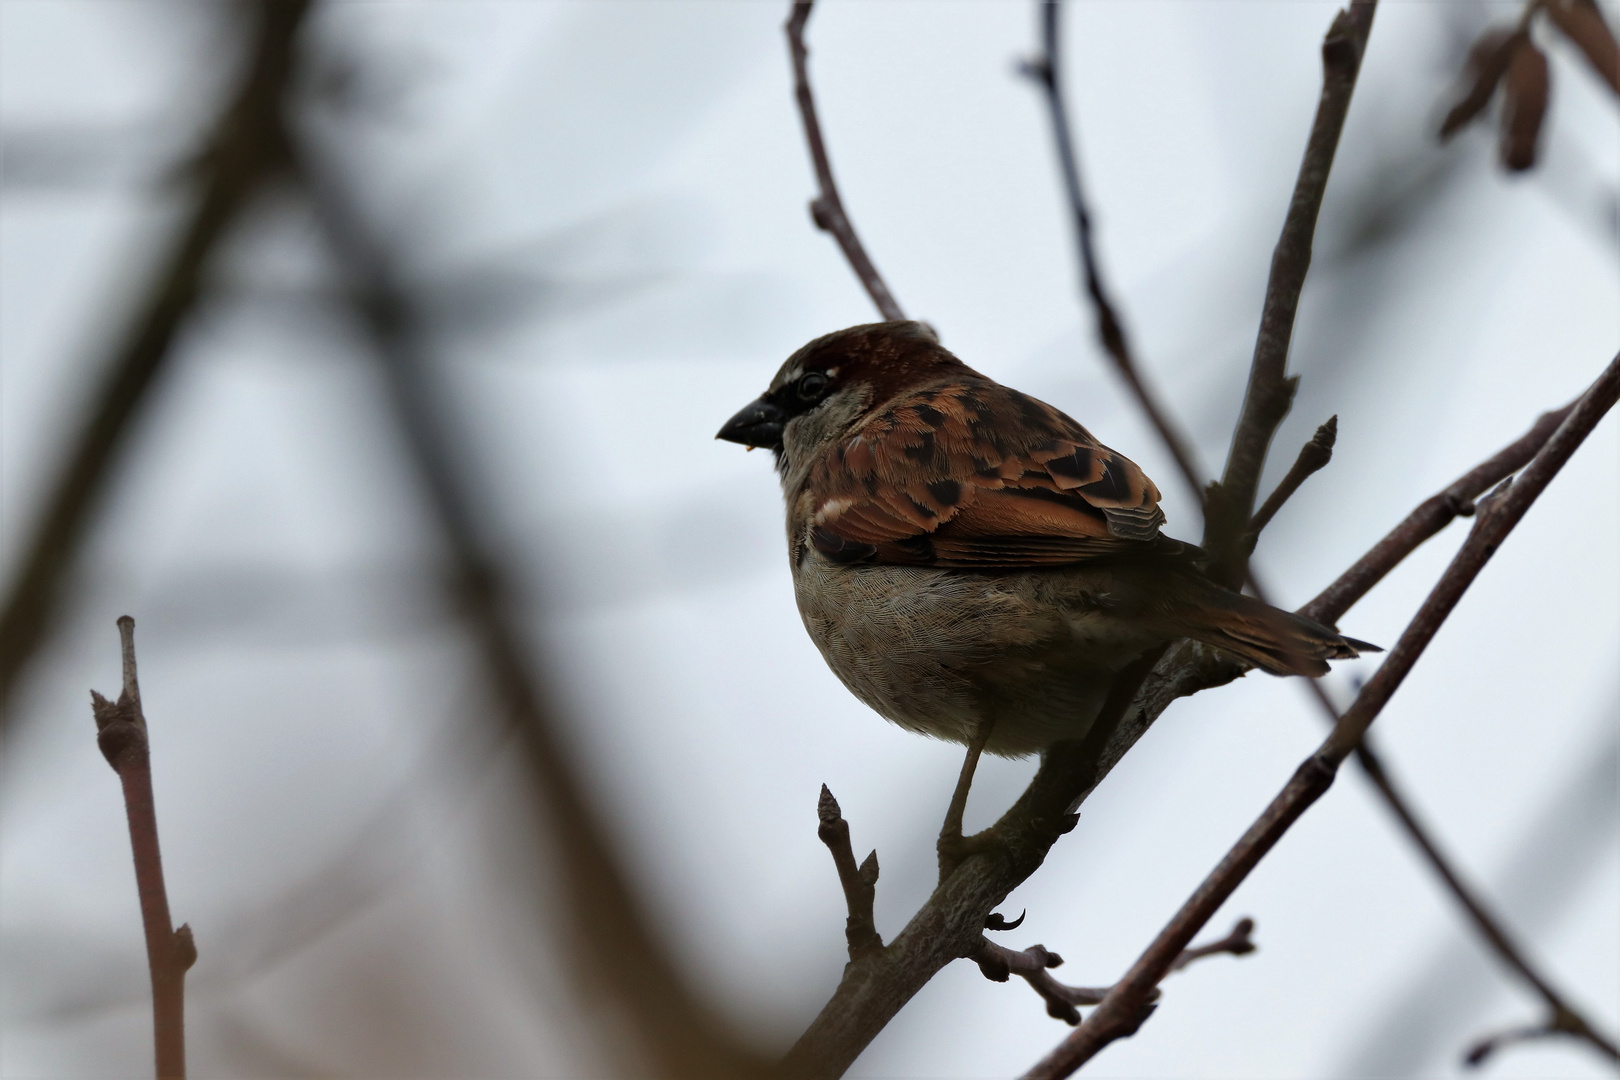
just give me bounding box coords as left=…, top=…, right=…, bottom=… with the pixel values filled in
left=805, top=378, right=1167, bottom=567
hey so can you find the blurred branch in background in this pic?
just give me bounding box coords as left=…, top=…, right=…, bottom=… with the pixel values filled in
left=0, top=0, right=310, bottom=712
left=287, top=117, right=773, bottom=1080
left=89, top=617, right=197, bottom=1079
left=1024, top=353, right=1620, bottom=1078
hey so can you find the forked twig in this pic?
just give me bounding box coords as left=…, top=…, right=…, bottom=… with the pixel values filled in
left=91, top=617, right=197, bottom=1079
left=786, top=0, right=906, bottom=321
left=1021, top=353, right=1620, bottom=1078
left=1204, top=1, right=1379, bottom=585
left=972, top=919, right=1255, bottom=1026
left=817, top=786, right=883, bottom=962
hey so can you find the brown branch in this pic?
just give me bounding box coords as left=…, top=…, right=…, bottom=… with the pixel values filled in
left=0, top=0, right=309, bottom=713
left=91, top=616, right=197, bottom=1079
left=1300, top=398, right=1575, bottom=625
left=971, top=942, right=1108, bottom=1025
left=1244, top=416, right=1336, bottom=545
left=1021, top=352, right=1620, bottom=1079
left=817, top=786, right=883, bottom=963
left=1204, top=1, right=1379, bottom=586
left=1022, top=0, right=1206, bottom=504
left=785, top=0, right=906, bottom=321
left=973, top=918, right=1254, bottom=1026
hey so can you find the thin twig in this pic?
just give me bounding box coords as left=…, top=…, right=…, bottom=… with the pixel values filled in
left=1204, top=1, right=1379, bottom=586
left=0, top=0, right=309, bottom=712
left=1022, top=353, right=1620, bottom=1079
left=91, top=616, right=197, bottom=1079
left=1245, top=416, right=1336, bottom=544
left=1300, top=399, right=1576, bottom=625
left=817, top=786, right=883, bottom=963
left=972, top=918, right=1254, bottom=1026
left=1022, top=0, right=1205, bottom=505
left=785, top=0, right=906, bottom=321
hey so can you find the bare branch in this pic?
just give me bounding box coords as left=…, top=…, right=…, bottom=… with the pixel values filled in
left=91, top=616, right=196, bottom=1079
left=785, top=0, right=906, bottom=321
left=1244, top=417, right=1336, bottom=544
left=1021, top=352, right=1620, bottom=1079
left=1300, top=399, right=1575, bottom=625
left=1204, top=1, right=1379, bottom=586
left=1022, top=0, right=1206, bottom=504
left=974, top=919, right=1256, bottom=1027
left=817, top=786, right=883, bottom=963
left=1168, top=917, right=1257, bottom=972
left=0, top=0, right=309, bottom=712
left=971, top=942, right=1108, bottom=1025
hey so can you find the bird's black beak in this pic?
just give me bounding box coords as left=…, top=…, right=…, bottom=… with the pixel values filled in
left=716, top=396, right=785, bottom=450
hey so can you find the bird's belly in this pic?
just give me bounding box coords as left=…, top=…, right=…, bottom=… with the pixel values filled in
left=792, top=556, right=1165, bottom=757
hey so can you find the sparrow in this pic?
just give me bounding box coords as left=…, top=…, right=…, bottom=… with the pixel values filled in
left=718, top=321, right=1375, bottom=760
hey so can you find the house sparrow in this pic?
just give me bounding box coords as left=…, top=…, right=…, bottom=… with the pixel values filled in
left=718, top=321, right=1375, bottom=759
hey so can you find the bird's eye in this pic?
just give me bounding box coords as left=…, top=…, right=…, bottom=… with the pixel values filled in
left=797, top=372, right=830, bottom=401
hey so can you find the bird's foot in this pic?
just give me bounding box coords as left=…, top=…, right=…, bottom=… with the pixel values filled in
left=937, top=825, right=1014, bottom=882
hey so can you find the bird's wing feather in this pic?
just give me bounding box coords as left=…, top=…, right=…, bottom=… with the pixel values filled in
left=806, top=379, right=1166, bottom=567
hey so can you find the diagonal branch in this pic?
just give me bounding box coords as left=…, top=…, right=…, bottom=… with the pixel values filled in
left=91, top=616, right=197, bottom=1079
left=0, top=0, right=309, bottom=712
left=1244, top=416, right=1336, bottom=545
left=786, top=0, right=906, bottom=321
left=1021, top=352, right=1620, bottom=1079
left=1022, top=0, right=1205, bottom=505
left=1300, top=398, right=1575, bottom=625
left=1204, top=1, right=1379, bottom=586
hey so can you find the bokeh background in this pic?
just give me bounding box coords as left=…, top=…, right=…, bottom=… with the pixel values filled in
left=2, top=1, right=1616, bottom=1077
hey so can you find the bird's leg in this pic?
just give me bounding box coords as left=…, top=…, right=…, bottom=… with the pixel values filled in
left=938, top=717, right=995, bottom=880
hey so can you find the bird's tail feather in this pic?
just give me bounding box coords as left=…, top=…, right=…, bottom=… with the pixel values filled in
left=1168, top=581, right=1379, bottom=678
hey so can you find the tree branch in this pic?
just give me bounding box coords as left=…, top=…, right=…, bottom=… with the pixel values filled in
left=1021, top=352, right=1620, bottom=1079
left=786, top=0, right=906, bottom=321
left=817, top=786, right=883, bottom=963
left=1022, top=0, right=1206, bottom=505
left=1300, top=398, right=1575, bottom=625
left=972, top=918, right=1256, bottom=1026
left=0, top=0, right=309, bottom=712
left=1204, top=1, right=1379, bottom=586
left=1244, top=416, right=1336, bottom=545
left=91, top=616, right=197, bottom=1079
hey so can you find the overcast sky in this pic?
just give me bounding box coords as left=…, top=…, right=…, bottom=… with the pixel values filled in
left=2, top=2, right=1617, bottom=1077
